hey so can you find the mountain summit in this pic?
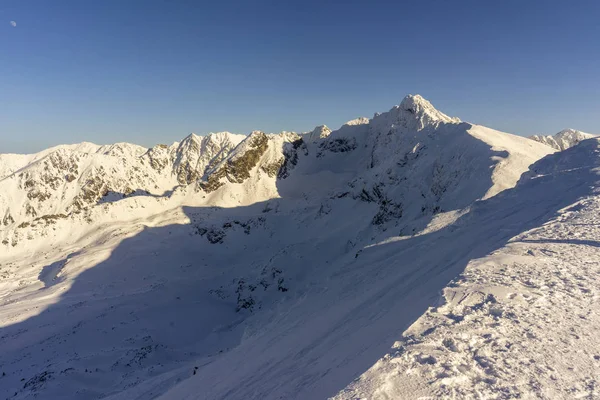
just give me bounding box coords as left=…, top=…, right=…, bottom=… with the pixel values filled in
left=529, top=128, right=597, bottom=150
left=4, top=95, right=598, bottom=400
left=0, top=95, right=555, bottom=250
left=398, top=94, right=461, bottom=126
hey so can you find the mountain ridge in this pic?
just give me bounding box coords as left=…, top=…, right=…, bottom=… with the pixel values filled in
left=0, top=95, right=556, bottom=253
left=2, top=95, right=600, bottom=400
left=529, top=128, right=597, bottom=150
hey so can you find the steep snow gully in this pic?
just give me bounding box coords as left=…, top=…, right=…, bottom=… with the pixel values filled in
left=1, top=95, right=599, bottom=399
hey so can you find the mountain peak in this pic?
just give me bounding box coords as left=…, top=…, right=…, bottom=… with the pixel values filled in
left=306, top=125, right=332, bottom=143
left=344, top=117, right=370, bottom=126
left=529, top=128, right=597, bottom=151
left=399, top=94, right=460, bottom=125
left=368, top=94, right=460, bottom=136
left=204, top=131, right=246, bottom=146
left=555, top=128, right=593, bottom=138
left=558, top=128, right=579, bottom=134
left=399, top=94, right=428, bottom=110
left=179, top=132, right=245, bottom=149
left=181, top=133, right=202, bottom=143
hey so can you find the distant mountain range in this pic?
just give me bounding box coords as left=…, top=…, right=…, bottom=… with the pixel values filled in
left=1, top=94, right=566, bottom=248
left=1, top=95, right=599, bottom=400
left=529, top=128, right=597, bottom=150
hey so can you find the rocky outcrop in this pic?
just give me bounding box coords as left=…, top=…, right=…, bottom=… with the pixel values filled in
left=143, top=132, right=245, bottom=184
left=200, top=132, right=269, bottom=192
left=277, top=137, right=306, bottom=179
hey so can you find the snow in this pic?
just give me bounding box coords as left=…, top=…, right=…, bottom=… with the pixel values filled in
left=0, top=142, right=112, bottom=179
left=398, top=94, right=461, bottom=127
left=305, top=125, right=332, bottom=143
left=171, top=132, right=245, bottom=183
left=467, top=124, right=557, bottom=198
left=0, top=95, right=598, bottom=400
left=334, top=138, right=600, bottom=400
left=529, top=128, right=597, bottom=151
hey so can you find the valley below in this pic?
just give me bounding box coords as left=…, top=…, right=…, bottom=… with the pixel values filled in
left=1, top=95, right=599, bottom=399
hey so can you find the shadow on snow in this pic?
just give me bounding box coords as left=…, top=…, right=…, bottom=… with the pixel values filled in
left=1, top=138, right=598, bottom=399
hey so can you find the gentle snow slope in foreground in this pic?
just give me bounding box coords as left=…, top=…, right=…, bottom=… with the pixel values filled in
left=2, top=95, right=598, bottom=400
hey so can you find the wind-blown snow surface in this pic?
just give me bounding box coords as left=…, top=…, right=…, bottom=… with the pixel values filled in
left=3, top=95, right=598, bottom=400
left=334, top=140, right=600, bottom=399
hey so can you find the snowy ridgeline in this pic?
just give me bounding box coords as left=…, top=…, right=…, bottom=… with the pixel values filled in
left=529, top=128, right=597, bottom=151
left=0, top=95, right=599, bottom=399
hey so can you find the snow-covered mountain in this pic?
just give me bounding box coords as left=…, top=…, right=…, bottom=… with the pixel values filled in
left=2, top=95, right=599, bottom=400
left=305, top=125, right=332, bottom=143
left=0, top=95, right=552, bottom=253
left=0, top=132, right=246, bottom=248
left=334, top=138, right=600, bottom=400
left=529, top=128, right=597, bottom=150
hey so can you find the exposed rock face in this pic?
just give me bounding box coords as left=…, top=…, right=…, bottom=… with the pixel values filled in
left=277, top=137, right=306, bottom=179
left=170, top=133, right=244, bottom=184
left=200, top=132, right=270, bottom=192
left=220, top=132, right=269, bottom=183
left=318, top=137, right=357, bottom=156
left=529, top=129, right=597, bottom=151
left=2, top=213, right=14, bottom=226
left=143, top=132, right=246, bottom=184
left=143, top=144, right=170, bottom=174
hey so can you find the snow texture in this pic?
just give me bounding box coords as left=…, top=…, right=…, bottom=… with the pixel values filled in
left=1, top=95, right=597, bottom=400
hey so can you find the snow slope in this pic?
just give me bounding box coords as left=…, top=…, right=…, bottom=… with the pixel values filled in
left=529, top=128, right=597, bottom=150
left=1, top=95, right=594, bottom=400
left=334, top=139, right=600, bottom=399
left=158, top=139, right=599, bottom=400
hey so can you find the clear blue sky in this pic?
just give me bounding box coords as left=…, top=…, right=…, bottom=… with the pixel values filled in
left=1, top=0, right=599, bottom=153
